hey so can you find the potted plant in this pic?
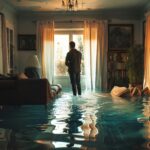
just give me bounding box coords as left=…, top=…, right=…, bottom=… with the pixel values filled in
left=126, top=44, right=144, bottom=86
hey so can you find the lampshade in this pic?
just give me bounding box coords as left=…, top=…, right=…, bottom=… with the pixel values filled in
left=27, top=55, right=41, bottom=68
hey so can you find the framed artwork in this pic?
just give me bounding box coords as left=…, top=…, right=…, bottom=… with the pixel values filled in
left=108, top=24, right=134, bottom=51
left=18, top=34, right=36, bottom=51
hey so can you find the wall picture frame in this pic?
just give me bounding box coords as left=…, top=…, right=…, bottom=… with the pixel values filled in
left=108, top=24, right=134, bottom=51
left=18, top=34, right=36, bottom=51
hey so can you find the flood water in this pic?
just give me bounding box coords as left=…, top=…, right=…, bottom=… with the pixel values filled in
left=0, top=92, right=150, bottom=150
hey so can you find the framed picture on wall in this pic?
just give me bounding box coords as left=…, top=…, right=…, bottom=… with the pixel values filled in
left=18, top=34, right=36, bottom=51
left=108, top=24, right=134, bottom=51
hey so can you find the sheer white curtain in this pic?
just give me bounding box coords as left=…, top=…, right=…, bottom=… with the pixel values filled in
left=84, top=20, right=108, bottom=91
left=143, top=14, right=150, bottom=89
left=96, top=21, right=108, bottom=91
left=84, top=21, right=97, bottom=90
left=36, top=21, right=54, bottom=83
left=0, top=13, right=8, bottom=74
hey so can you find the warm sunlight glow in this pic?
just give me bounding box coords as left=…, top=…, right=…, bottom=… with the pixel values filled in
left=144, top=15, right=150, bottom=89
left=54, top=34, right=69, bottom=76
left=54, top=33, right=84, bottom=76
left=73, top=34, right=85, bottom=75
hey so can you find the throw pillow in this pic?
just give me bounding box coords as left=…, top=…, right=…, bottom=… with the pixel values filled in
left=110, top=86, right=129, bottom=97
left=17, top=73, right=28, bottom=79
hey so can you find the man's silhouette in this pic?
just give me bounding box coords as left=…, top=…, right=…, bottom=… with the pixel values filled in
left=65, top=41, right=82, bottom=96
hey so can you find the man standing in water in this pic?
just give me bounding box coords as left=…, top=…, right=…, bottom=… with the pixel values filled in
left=65, top=41, right=82, bottom=96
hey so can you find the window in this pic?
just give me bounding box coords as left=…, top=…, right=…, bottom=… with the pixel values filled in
left=54, top=30, right=84, bottom=76
left=73, top=34, right=84, bottom=75
left=54, top=34, right=69, bottom=76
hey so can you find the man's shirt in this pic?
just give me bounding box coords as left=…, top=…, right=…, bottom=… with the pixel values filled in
left=65, top=49, right=82, bottom=73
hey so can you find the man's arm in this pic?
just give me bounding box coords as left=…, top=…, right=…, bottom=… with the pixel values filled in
left=65, top=53, right=69, bottom=66
left=79, top=52, right=82, bottom=64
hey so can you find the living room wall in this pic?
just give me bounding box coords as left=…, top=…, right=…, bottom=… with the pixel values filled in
left=17, top=10, right=144, bottom=72
left=15, top=11, right=145, bottom=88
left=0, top=2, right=147, bottom=89
left=0, top=1, right=18, bottom=74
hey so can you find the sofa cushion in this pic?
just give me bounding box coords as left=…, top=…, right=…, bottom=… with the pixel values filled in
left=17, top=73, right=28, bottom=79
left=0, top=80, right=16, bottom=89
left=24, top=67, right=40, bottom=79
left=51, top=84, right=62, bottom=93
left=110, top=86, right=129, bottom=97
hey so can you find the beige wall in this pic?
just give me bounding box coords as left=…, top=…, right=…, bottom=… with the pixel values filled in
left=17, top=18, right=37, bottom=72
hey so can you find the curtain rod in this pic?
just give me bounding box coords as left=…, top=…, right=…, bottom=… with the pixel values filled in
left=32, top=20, right=84, bottom=23
left=55, top=20, right=84, bottom=23
left=33, top=19, right=108, bottom=23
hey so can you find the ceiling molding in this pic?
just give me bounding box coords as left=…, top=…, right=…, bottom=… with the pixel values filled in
left=17, top=8, right=143, bottom=21
left=144, top=1, right=150, bottom=12
left=3, top=0, right=17, bottom=14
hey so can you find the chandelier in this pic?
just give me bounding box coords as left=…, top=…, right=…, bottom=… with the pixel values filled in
left=62, top=0, right=78, bottom=11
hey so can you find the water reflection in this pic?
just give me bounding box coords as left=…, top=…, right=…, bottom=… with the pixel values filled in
left=81, top=114, right=98, bottom=141
left=0, top=92, right=147, bottom=150
left=141, top=97, right=150, bottom=149
left=64, top=104, right=83, bottom=147
left=50, top=93, right=100, bottom=149
left=79, top=94, right=99, bottom=150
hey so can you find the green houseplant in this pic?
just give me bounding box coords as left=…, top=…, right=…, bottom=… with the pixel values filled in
left=126, top=44, right=144, bottom=85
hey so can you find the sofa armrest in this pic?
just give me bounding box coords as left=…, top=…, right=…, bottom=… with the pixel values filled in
left=16, top=79, right=49, bottom=104
left=0, top=80, right=17, bottom=105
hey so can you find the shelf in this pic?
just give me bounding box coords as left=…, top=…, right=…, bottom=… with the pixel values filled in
left=107, top=51, right=128, bottom=90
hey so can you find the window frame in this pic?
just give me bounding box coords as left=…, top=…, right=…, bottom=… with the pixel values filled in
left=54, top=28, right=84, bottom=77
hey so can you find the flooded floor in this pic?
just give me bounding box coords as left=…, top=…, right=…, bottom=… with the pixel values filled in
left=0, top=91, right=149, bottom=150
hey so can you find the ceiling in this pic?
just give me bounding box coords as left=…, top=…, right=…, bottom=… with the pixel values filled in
left=5, top=0, right=150, bottom=12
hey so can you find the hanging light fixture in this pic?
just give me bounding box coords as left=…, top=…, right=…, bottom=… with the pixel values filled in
left=62, top=0, right=79, bottom=11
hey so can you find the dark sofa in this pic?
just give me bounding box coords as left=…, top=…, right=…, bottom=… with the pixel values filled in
left=0, top=79, right=61, bottom=105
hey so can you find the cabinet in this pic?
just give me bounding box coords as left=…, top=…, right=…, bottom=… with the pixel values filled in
left=107, top=51, right=128, bottom=90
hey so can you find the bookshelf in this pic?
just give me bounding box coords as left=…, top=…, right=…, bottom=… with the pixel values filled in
left=107, top=51, right=128, bottom=90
